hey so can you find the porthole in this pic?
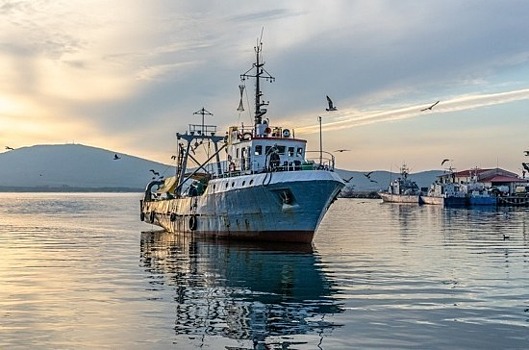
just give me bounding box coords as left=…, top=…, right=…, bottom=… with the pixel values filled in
left=242, top=181, right=246, bottom=186
left=249, top=179, right=254, bottom=185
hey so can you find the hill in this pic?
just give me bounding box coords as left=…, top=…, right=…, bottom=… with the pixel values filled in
left=0, top=144, right=174, bottom=192
left=0, top=144, right=442, bottom=192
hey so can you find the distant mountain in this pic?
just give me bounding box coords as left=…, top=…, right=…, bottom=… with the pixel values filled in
left=0, top=144, right=174, bottom=191
left=0, top=143, right=443, bottom=192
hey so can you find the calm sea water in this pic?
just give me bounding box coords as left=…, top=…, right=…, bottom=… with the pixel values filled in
left=1, top=193, right=528, bottom=349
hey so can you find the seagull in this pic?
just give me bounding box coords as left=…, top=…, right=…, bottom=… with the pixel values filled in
left=334, top=149, right=350, bottom=153
left=421, top=100, right=440, bottom=112
left=149, top=169, right=160, bottom=176
left=364, top=171, right=374, bottom=179
left=326, top=95, right=337, bottom=111
left=5, top=146, right=14, bottom=150
left=343, top=176, right=354, bottom=183
left=171, top=155, right=177, bottom=160
left=524, top=150, right=529, bottom=156
left=503, top=234, right=510, bottom=240
left=523, top=163, right=529, bottom=173
left=113, top=154, right=121, bottom=160
left=441, top=158, right=450, bottom=166
left=369, top=179, right=378, bottom=183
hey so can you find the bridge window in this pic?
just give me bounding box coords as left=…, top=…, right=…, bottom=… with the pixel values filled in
left=288, top=147, right=294, bottom=157
left=297, top=147, right=303, bottom=156
left=255, top=145, right=262, bottom=156
left=277, top=146, right=286, bottom=154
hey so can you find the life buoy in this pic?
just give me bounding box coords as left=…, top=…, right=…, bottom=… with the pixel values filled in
left=229, top=162, right=236, bottom=172
left=242, top=132, right=252, bottom=141
left=149, top=211, right=155, bottom=223
left=170, top=213, right=176, bottom=222
left=282, top=129, right=290, bottom=138
left=189, top=215, right=197, bottom=231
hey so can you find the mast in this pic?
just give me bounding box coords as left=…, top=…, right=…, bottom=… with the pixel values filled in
left=240, top=40, right=275, bottom=126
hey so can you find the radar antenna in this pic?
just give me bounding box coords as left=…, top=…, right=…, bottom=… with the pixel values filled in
left=193, top=107, right=213, bottom=136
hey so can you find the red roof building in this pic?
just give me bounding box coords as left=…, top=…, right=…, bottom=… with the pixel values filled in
left=437, top=167, right=528, bottom=195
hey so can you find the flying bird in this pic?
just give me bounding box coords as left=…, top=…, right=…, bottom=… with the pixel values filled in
left=522, top=162, right=529, bottom=173
left=5, top=146, right=14, bottom=150
left=325, top=95, right=337, bottom=111
left=334, top=149, right=350, bottom=153
left=364, top=171, right=374, bottom=179
left=421, top=100, right=440, bottom=112
left=369, top=179, right=378, bottom=184
left=149, top=169, right=160, bottom=176
left=524, top=150, right=529, bottom=156
left=113, top=154, right=121, bottom=160
left=343, top=176, right=354, bottom=183
left=441, top=158, right=450, bottom=166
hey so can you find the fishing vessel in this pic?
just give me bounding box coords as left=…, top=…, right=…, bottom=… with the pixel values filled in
left=420, top=168, right=467, bottom=207
left=378, top=164, right=421, bottom=204
left=420, top=182, right=467, bottom=207
left=140, top=41, right=345, bottom=243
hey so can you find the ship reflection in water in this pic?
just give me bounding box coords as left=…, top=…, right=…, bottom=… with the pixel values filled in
left=140, top=231, right=343, bottom=348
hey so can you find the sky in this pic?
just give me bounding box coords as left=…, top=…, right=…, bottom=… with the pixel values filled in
left=1, top=0, right=529, bottom=174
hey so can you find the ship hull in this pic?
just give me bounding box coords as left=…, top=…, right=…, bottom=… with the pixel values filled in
left=420, top=195, right=467, bottom=207
left=141, top=170, right=344, bottom=243
left=468, top=196, right=497, bottom=206
left=379, top=192, right=419, bottom=204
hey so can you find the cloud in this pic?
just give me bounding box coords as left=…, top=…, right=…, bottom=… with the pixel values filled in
left=229, top=8, right=301, bottom=23
left=295, top=88, right=529, bottom=134
left=2, top=0, right=529, bottom=172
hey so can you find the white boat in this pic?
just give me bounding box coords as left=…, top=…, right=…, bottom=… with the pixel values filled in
left=379, top=164, right=421, bottom=204
left=140, top=41, right=344, bottom=243
left=420, top=182, right=467, bottom=207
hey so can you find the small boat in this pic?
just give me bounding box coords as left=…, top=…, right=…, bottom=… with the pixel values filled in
left=464, top=182, right=497, bottom=206
left=139, top=41, right=344, bottom=243
left=379, top=164, right=421, bottom=204
left=466, top=168, right=498, bottom=206
left=420, top=181, right=467, bottom=207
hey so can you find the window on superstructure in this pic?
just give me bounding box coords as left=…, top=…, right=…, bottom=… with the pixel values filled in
left=297, top=147, right=303, bottom=157
left=288, top=147, right=294, bottom=157
left=255, top=145, right=262, bottom=156
left=277, top=146, right=286, bottom=155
